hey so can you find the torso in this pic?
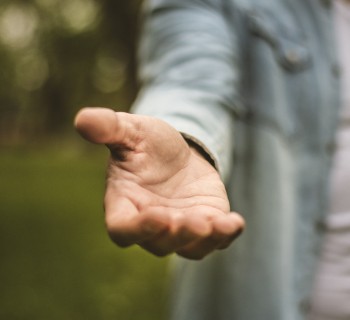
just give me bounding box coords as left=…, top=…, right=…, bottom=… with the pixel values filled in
left=309, top=1, right=350, bottom=319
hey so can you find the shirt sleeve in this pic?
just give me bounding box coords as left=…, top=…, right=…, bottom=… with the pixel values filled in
left=131, top=0, right=242, bottom=182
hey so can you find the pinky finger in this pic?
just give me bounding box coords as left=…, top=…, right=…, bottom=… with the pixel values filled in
left=176, top=212, right=244, bottom=259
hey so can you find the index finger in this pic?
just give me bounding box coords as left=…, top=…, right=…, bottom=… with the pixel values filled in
left=104, top=195, right=170, bottom=247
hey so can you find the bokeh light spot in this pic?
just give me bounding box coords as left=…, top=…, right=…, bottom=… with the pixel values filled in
left=15, top=50, right=49, bottom=91
left=0, top=4, right=38, bottom=50
left=60, top=0, right=99, bottom=34
left=93, top=52, right=126, bottom=93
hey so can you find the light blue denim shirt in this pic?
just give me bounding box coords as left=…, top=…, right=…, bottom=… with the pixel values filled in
left=132, top=0, right=341, bottom=319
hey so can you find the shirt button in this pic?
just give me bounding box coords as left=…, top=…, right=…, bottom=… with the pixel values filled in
left=299, top=298, right=311, bottom=314
left=331, top=64, right=341, bottom=78
left=326, top=140, right=336, bottom=154
left=315, top=219, right=327, bottom=233
left=320, top=0, right=331, bottom=8
left=285, top=50, right=300, bottom=65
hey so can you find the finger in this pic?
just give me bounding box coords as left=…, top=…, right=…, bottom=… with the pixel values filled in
left=216, top=213, right=245, bottom=249
left=139, top=211, right=211, bottom=257
left=176, top=212, right=244, bottom=260
left=107, top=212, right=170, bottom=248
left=105, top=196, right=170, bottom=247
left=74, top=107, right=139, bottom=154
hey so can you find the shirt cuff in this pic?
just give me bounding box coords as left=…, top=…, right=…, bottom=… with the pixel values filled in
left=180, top=132, right=218, bottom=171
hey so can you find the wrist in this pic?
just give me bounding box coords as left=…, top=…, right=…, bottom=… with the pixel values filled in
left=181, top=133, right=217, bottom=170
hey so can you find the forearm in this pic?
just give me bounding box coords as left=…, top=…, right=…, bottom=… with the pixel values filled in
left=132, top=0, right=242, bottom=181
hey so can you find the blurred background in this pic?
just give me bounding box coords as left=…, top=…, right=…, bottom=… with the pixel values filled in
left=0, top=0, right=169, bottom=319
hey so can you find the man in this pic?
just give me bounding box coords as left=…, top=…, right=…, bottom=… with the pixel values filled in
left=75, top=0, right=347, bottom=319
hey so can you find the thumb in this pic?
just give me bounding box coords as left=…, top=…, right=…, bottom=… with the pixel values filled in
left=74, top=107, right=139, bottom=159
left=74, top=108, right=134, bottom=145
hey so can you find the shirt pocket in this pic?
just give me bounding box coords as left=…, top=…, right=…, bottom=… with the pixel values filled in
left=241, top=5, right=313, bottom=140
left=246, top=6, right=311, bottom=72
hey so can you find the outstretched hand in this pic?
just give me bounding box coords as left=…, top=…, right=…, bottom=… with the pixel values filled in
left=74, top=107, right=244, bottom=260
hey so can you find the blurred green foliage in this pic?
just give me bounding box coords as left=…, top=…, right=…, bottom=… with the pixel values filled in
left=0, top=146, right=169, bottom=319
left=0, top=1, right=170, bottom=319
left=0, top=0, right=141, bottom=145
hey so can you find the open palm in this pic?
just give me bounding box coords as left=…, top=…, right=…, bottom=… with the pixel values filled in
left=75, top=107, right=244, bottom=260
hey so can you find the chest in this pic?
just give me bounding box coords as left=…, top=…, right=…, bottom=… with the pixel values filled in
left=226, top=0, right=340, bottom=148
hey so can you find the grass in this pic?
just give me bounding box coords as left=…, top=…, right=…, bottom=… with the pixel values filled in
left=0, top=140, right=169, bottom=320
